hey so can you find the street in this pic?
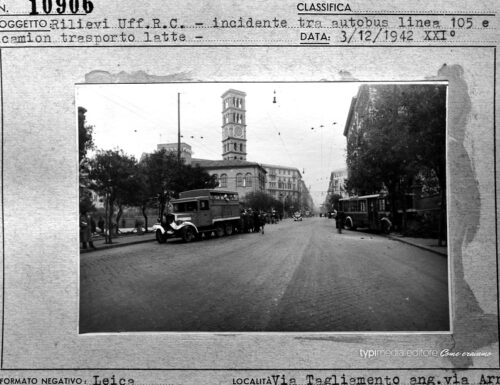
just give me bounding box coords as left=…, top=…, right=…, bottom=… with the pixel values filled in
left=80, top=217, right=449, bottom=333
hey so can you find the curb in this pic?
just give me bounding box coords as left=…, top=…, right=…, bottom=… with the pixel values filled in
left=80, top=236, right=156, bottom=253
left=388, top=235, right=447, bottom=257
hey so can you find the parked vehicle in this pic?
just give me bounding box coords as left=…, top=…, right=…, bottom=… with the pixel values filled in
left=339, top=192, right=442, bottom=234
left=338, top=194, right=391, bottom=233
left=154, top=189, right=242, bottom=243
left=293, top=211, right=303, bottom=221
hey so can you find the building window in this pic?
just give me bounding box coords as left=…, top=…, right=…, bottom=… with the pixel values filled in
left=234, top=143, right=237, bottom=151
left=245, top=173, right=252, bottom=187
left=240, top=143, right=243, bottom=151
left=220, top=174, right=228, bottom=188
left=213, top=174, right=219, bottom=186
left=236, top=173, right=243, bottom=187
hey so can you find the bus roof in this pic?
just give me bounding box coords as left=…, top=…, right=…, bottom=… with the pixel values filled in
left=339, top=194, right=384, bottom=201
left=178, top=189, right=239, bottom=198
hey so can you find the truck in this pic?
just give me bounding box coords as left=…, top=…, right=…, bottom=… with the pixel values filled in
left=154, top=189, right=242, bottom=243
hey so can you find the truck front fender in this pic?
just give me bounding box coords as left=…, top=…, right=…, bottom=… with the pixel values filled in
left=175, top=221, right=199, bottom=233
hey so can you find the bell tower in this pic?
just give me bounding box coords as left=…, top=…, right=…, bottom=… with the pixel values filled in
left=221, top=89, right=247, bottom=160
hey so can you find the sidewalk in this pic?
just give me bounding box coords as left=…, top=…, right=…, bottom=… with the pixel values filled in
left=388, top=233, right=447, bottom=257
left=80, top=229, right=156, bottom=253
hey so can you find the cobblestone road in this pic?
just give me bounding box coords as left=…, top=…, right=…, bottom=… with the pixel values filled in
left=80, top=217, right=449, bottom=332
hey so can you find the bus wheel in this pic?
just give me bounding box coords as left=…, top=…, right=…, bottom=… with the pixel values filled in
left=225, top=223, right=233, bottom=236
left=345, top=218, right=354, bottom=230
left=156, top=229, right=166, bottom=244
left=182, top=226, right=196, bottom=243
left=381, top=221, right=391, bottom=234
left=214, top=224, right=224, bottom=237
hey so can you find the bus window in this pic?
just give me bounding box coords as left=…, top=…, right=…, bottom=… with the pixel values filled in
left=360, top=200, right=367, bottom=212
left=200, top=200, right=209, bottom=210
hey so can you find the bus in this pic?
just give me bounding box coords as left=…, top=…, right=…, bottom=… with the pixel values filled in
left=338, top=194, right=392, bottom=233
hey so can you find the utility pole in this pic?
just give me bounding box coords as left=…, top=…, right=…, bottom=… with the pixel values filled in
left=177, top=92, right=181, bottom=164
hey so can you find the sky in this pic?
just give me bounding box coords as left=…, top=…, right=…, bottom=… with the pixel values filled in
left=76, top=82, right=359, bottom=207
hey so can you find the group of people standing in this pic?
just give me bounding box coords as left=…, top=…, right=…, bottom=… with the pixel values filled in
left=240, top=209, right=268, bottom=234
left=80, top=211, right=106, bottom=249
left=79, top=211, right=96, bottom=249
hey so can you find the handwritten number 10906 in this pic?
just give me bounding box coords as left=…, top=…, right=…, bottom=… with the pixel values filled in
left=28, top=0, right=94, bottom=14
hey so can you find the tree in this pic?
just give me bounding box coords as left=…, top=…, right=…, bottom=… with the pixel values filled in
left=138, top=149, right=218, bottom=230
left=401, top=85, right=447, bottom=244
left=78, top=106, right=95, bottom=214
left=88, top=149, right=138, bottom=243
left=345, top=84, right=446, bottom=239
left=78, top=107, right=94, bottom=163
left=245, top=191, right=282, bottom=212
left=114, top=165, right=143, bottom=234
left=327, top=193, right=342, bottom=211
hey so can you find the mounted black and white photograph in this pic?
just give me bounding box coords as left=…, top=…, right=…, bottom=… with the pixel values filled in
left=77, top=82, right=449, bottom=333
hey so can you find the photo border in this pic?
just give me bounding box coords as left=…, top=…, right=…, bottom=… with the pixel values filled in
left=0, top=45, right=497, bottom=371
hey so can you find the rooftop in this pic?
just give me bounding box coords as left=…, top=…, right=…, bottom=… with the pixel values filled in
left=192, top=158, right=266, bottom=171
left=221, top=89, right=247, bottom=98
left=261, top=163, right=301, bottom=176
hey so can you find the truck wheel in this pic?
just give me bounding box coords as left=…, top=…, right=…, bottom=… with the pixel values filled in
left=214, top=224, right=224, bottom=237
left=156, top=229, right=166, bottom=244
left=345, top=218, right=354, bottom=230
left=182, top=226, right=196, bottom=243
left=225, top=223, right=233, bottom=236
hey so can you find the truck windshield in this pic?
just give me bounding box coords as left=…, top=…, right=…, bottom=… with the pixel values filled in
left=173, top=201, right=198, bottom=212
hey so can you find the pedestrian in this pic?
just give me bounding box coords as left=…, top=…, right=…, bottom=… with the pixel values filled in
left=253, top=209, right=260, bottom=233
left=260, top=212, right=266, bottom=235
left=247, top=209, right=254, bottom=232
left=80, top=211, right=96, bottom=249
left=336, top=211, right=345, bottom=234
left=97, top=216, right=105, bottom=234
left=90, top=215, right=97, bottom=235
left=240, top=209, right=248, bottom=233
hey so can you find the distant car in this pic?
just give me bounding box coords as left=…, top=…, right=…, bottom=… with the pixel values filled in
left=293, top=211, right=303, bottom=221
